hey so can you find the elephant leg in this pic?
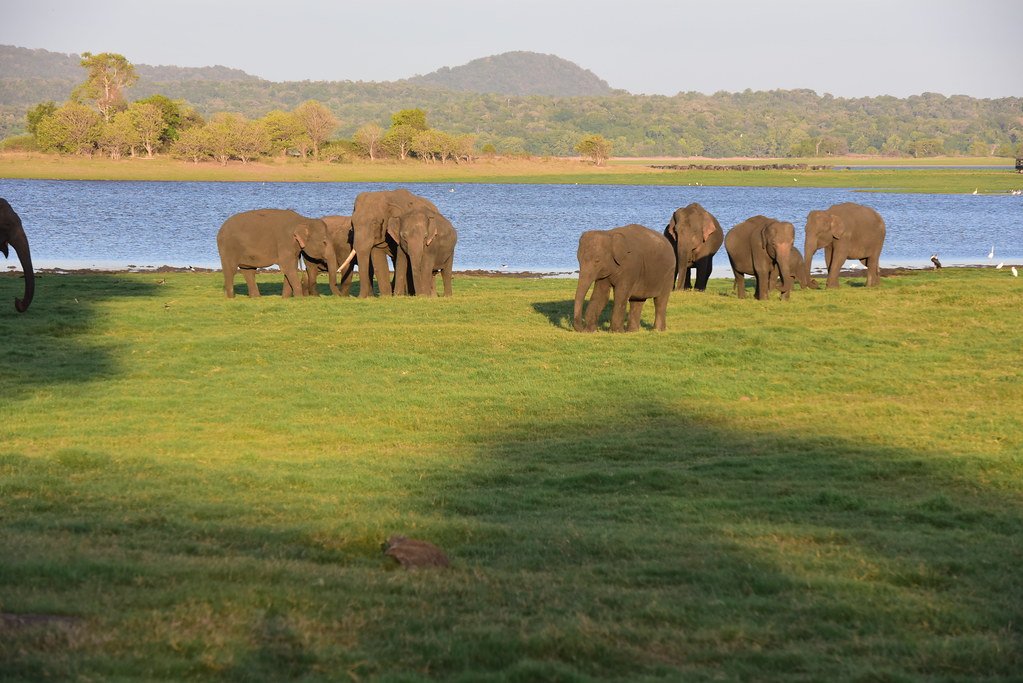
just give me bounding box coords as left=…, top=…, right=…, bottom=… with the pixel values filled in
left=627, top=299, right=644, bottom=331
left=734, top=273, right=746, bottom=299
left=282, top=265, right=304, bottom=297
left=693, top=256, right=713, bottom=291
left=393, top=249, right=409, bottom=296
left=372, top=248, right=392, bottom=296
left=865, top=254, right=881, bottom=286
left=305, top=267, right=319, bottom=296
left=825, top=245, right=842, bottom=288
left=610, top=286, right=630, bottom=332
left=241, top=268, right=259, bottom=297
left=652, top=293, right=669, bottom=331
left=221, top=259, right=237, bottom=298
left=441, top=264, right=453, bottom=296
left=339, top=264, right=354, bottom=296
left=584, top=279, right=611, bottom=332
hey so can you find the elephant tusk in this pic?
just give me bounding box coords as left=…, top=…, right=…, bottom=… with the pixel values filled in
left=337, top=249, right=356, bottom=272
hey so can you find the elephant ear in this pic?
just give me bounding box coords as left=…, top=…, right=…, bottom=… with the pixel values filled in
left=664, top=215, right=678, bottom=241
left=611, top=232, right=630, bottom=266
left=385, top=216, right=401, bottom=243
left=701, top=214, right=717, bottom=242
left=425, top=217, right=438, bottom=246
left=760, top=223, right=771, bottom=252
left=830, top=214, right=847, bottom=239
left=293, top=224, right=309, bottom=249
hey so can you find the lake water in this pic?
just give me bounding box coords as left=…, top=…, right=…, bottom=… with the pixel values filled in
left=1, top=178, right=1021, bottom=274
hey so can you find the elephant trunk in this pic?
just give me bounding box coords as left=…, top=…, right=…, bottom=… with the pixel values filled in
left=9, top=228, right=33, bottom=312
left=406, top=242, right=427, bottom=296
left=802, top=237, right=816, bottom=287
left=573, top=274, right=592, bottom=331
left=776, top=242, right=794, bottom=298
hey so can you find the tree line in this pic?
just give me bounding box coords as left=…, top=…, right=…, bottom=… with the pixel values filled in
left=3, top=51, right=1021, bottom=160
left=8, top=53, right=491, bottom=165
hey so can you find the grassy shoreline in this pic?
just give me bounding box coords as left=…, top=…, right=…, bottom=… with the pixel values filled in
left=2, top=151, right=1021, bottom=193
left=1, top=268, right=1021, bottom=680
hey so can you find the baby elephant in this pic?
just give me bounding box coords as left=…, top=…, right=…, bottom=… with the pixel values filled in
left=574, top=224, right=675, bottom=332
left=725, top=216, right=797, bottom=300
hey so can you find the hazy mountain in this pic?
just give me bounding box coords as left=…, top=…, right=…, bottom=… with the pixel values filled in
left=404, top=51, right=617, bottom=96
left=0, top=45, right=261, bottom=83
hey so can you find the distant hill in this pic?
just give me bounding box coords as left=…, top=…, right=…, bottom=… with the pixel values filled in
left=404, top=51, right=617, bottom=97
left=0, top=45, right=261, bottom=82
left=1, top=45, right=1020, bottom=159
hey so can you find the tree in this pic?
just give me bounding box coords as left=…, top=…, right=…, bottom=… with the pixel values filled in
left=391, top=108, right=428, bottom=131
left=73, top=52, right=137, bottom=122
left=382, top=124, right=417, bottom=160
left=98, top=110, right=139, bottom=158
left=205, top=113, right=243, bottom=165
left=294, top=100, right=338, bottom=160
left=128, top=102, right=165, bottom=158
left=171, top=127, right=210, bottom=164
left=26, top=101, right=57, bottom=136
left=354, top=123, right=384, bottom=160
left=260, top=110, right=304, bottom=157
left=575, top=134, right=612, bottom=165
left=35, top=102, right=101, bottom=155
left=233, top=119, right=270, bottom=163
left=134, top=94, right=194, bottom=146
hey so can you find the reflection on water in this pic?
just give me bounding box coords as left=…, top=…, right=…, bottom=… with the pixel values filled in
left=1, top=178, right=1020, bottom=273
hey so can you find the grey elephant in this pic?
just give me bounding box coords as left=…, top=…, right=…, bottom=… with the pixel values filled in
left=725, top=215, right=797, bottom=300
left=217, top=209, right=337, bottom=298
left=663, top=202, right=723, bottom=291
left=303, top=215, right=357, bottom=296
left=390, top=208, right=457, bottom=296
left=803, top=202, right=886, bottom=288
left=1, top=198, right=34, bottom=312
left=574, top=224, right=675, bottom=332
left=350, top=189, right=440, bottom=297
left=781, top=247, right=818, bottom=292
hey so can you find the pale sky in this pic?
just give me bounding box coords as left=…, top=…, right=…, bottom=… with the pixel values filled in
left=2, top=0, right=1020, bottom=98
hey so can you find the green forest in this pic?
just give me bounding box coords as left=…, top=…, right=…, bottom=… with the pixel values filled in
left=1, top=45, right=1020, bottom=159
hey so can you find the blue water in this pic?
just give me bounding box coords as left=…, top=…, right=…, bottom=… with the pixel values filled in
left=1, top=179, right=1021, bottom=273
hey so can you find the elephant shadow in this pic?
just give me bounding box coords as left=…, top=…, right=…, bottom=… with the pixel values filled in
left=531, top=300, right=658, bottom=331
left=1, top=273, right=161, bottom=399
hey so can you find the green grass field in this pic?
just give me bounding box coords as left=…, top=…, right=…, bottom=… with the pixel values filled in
left=3, top=152, right=1022, bottom=194
left=1, top=268, right=1021, bottom=681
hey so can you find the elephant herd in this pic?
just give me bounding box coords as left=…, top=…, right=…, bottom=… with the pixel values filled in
left=1, top=190, right=884, bottom=328
left=216, top=188, right=457, bottom=299
left=574, top=201, right=886, bottom=332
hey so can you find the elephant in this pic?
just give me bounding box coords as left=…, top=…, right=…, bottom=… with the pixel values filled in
left=803, top=202, right=886, bottom=288
left=784, top=247, right=819, bottom=291
left=303, top=215, right=357, bottom=296
left=217, top=209, right=337, bottom=298
left=350, top=189, right=440, bottom=297
left=574, top=224, right=675, bottom=332
left=724, top=215, right=797, bottom=300
left=389, top=208, right=458, bottom=297
left=663, top=202, right=723, bottom=291
left=1, top=198, right=34, bottom=312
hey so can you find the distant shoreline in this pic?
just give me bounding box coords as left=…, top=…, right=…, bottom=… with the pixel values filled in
left=2, top=152, right=1020, bottom=194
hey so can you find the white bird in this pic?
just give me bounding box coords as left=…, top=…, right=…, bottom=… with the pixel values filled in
left=988, top=246, right=995, bottom=259
left=1013, top=267, right=1019, bottom=278
left=997, top=262, right=1004, bottom=269
left=972, top=188, right=979, bottom=195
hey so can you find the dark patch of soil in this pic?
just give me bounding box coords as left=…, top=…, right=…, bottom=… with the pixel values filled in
left=0, top=613, right=82, bottom=631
